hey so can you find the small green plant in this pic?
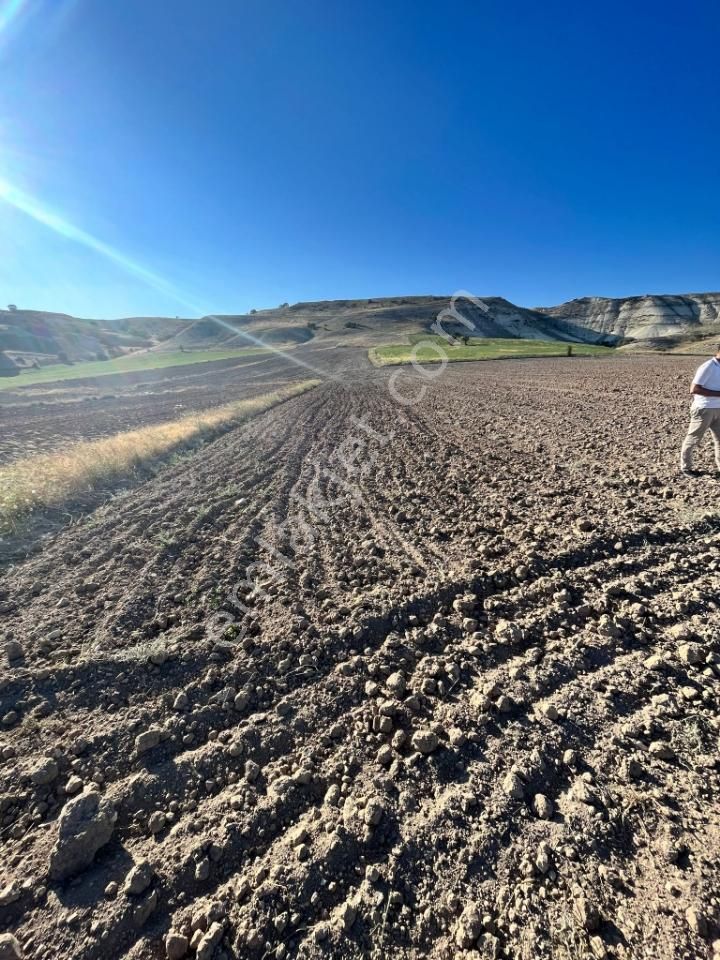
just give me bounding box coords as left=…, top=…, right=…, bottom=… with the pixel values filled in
left=369, top=336, right=614, bottom=367
left=156, top=531, right=178, bottom=548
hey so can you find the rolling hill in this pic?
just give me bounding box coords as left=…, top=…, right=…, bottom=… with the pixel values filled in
left=0, top=308, right=190, bottom=367
left=3, top=291, right=720, bottom=368
left=152, top=295, right=613, bottom=354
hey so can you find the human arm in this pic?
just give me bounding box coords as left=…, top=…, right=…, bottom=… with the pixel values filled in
left=691, top=383, right=720, bottom=397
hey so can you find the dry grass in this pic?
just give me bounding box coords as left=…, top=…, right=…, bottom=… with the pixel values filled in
left=0, top=379, right=319, bottom=529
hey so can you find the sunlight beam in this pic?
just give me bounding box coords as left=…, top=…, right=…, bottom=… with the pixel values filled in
left=0, top=175, right=199, bottom=310
left=0, top=174, right=337, bottom=382
left=0, top=0, right=25, bottom=34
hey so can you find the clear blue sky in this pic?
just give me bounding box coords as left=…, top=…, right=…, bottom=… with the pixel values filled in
left=0, top=0, right=718, bottom=318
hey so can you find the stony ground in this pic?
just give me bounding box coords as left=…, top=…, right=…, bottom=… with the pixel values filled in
left=1, top=356, right=719, bottom=960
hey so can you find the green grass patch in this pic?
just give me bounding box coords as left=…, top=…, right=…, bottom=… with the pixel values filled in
left=369, top=335, right=615, bottom=366
left=0, top=347, right=275, bottom=390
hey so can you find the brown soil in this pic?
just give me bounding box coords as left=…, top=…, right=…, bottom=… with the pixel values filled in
left=0, top=345, right=360, bottom=465
left=0, top=357, right=719, bottom=960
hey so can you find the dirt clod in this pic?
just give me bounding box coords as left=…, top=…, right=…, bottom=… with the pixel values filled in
left=124, top=860, right=155, bottom=896
left=411, top=729, right=439, bottom=754
left=0, top=934, right=22, bottom=960
left=165, top=933, right=189, bottom=960
left=49, top=790, right=116, bottom=881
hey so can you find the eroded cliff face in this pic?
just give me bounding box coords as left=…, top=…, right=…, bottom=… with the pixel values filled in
left=537, top=293, right=720, bottom=341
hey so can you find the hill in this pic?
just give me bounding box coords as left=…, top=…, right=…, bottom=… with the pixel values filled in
left=156, top=295, right=612, bottom=354
left=4, top=292, right=720, bottom=367
left=0, top=308, right=190, bottom=368
left=536, top=292, right=720, bottom=344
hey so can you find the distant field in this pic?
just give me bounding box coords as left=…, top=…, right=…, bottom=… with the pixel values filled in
left=369, top=335, right=615, bottom=366
left=0, top=347, right=274, bottom=390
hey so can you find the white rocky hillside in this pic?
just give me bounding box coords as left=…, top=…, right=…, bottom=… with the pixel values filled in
left=537, top=293, right=720, bottom=342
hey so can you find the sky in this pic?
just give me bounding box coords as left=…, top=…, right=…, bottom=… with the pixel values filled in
left=0, top=0, right=718, bottom=318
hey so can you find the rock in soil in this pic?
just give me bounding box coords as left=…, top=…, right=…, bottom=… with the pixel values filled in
left=0, top=934, right=22, bottom=960
left=49, top=790, right=117, bottom=881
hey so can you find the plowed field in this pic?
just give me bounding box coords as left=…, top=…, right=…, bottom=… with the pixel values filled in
left=1, top=357, right=719, bottom=960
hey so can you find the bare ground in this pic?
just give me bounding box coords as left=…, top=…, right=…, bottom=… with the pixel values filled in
left=0, top=344, right=361, bottom=464
left=0, top=357, right=719, bottom=960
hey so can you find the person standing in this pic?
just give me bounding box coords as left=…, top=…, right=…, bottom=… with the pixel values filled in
left=680, top=346, right=720, bottom=476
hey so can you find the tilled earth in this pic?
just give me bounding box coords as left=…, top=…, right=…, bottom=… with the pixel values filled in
left=0, top=344, right=360, bottom=464
left=1, top=357, right=719, bottom=960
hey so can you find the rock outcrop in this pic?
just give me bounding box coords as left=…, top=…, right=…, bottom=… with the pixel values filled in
left=537, top=292, right=720, bottom=342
